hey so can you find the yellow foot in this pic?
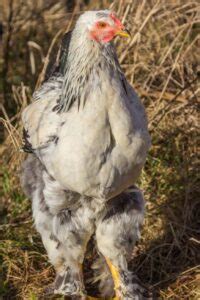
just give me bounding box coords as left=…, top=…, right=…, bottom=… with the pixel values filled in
left=86, top=260, right=121, bottom=300
left=105, top=258, right=121, bottom=292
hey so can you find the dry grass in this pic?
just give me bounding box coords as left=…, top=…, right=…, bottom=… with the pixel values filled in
left=0, top=0, right=200, bottom=299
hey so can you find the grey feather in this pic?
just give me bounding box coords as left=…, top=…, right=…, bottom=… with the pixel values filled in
left=21, top=154, right=44, bottom=199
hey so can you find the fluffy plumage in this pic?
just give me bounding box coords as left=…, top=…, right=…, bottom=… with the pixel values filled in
left=21, top=10, right=151, bottom=299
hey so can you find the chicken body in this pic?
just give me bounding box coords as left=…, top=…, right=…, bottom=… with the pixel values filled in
left=21, top=10, right=151, bottom=299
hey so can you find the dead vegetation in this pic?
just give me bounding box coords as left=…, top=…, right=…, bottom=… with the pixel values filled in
left=0, top=0, right=199, bottom=299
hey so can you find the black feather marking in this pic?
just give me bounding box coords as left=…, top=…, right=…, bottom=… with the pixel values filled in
left=49, top=233, right=61, bottom=248
left=22, top=128, right=34, bottom=153
left=46, top=135, right=59, bottom=144
left=39, top=194, right=50, bottom=213
left=57, top=103, right=64, bottom=113
left=77, top=97, right=81, bottom=111
left=59, top=31, right=72, bottom=75
left=44, top=31, right=73, bottom=83
left=49, top=174, right=56, bottom=181
left=52, top=103, right=61, bottom=112
left=50, top=233, right=59, bottom=243
left=58, top=210, right=72, bottom=225
left=65, top=95, right=76, bottom=112
left=54, top=136, right=59, bottom=144
left=121, top=75, right=128, bottom=96
left=82, top=93, right=88, bottom=109
left=102, top=191, right=142, bottom=222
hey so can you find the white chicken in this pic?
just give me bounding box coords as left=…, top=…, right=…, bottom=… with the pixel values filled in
left=21, top=10, right=151, bottom=299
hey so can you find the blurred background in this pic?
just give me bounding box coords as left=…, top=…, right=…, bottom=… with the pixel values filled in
left=0, top=0, right=199, bottom=299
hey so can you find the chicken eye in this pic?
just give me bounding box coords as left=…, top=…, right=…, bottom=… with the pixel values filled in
left=98, top=21, right=107, bottom=28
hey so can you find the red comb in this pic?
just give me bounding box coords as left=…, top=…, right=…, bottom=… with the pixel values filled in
left=110, top=13, right=124, bottom=29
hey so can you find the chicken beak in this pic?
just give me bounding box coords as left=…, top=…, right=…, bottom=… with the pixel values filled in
left=115, top=28, right=131, bottom=38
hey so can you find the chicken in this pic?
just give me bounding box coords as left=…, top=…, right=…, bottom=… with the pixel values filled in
left=21, top=10, right=151, bottom=299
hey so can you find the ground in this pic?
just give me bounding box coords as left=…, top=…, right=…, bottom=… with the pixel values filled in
left=0, top=0, right=199, bottom=299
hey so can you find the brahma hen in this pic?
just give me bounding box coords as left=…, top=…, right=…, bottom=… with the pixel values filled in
left=21, top=10, right=151, bottom=299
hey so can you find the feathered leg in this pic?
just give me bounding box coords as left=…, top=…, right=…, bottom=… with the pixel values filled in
left=51, top=202, right=96, bottom=297
left=21, top=155, right=95, bottom=297
left=95, top=188, right=151, bottom=300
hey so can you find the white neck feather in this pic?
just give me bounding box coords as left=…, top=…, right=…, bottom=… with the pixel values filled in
left=59, top=25, right=121, bottom=112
